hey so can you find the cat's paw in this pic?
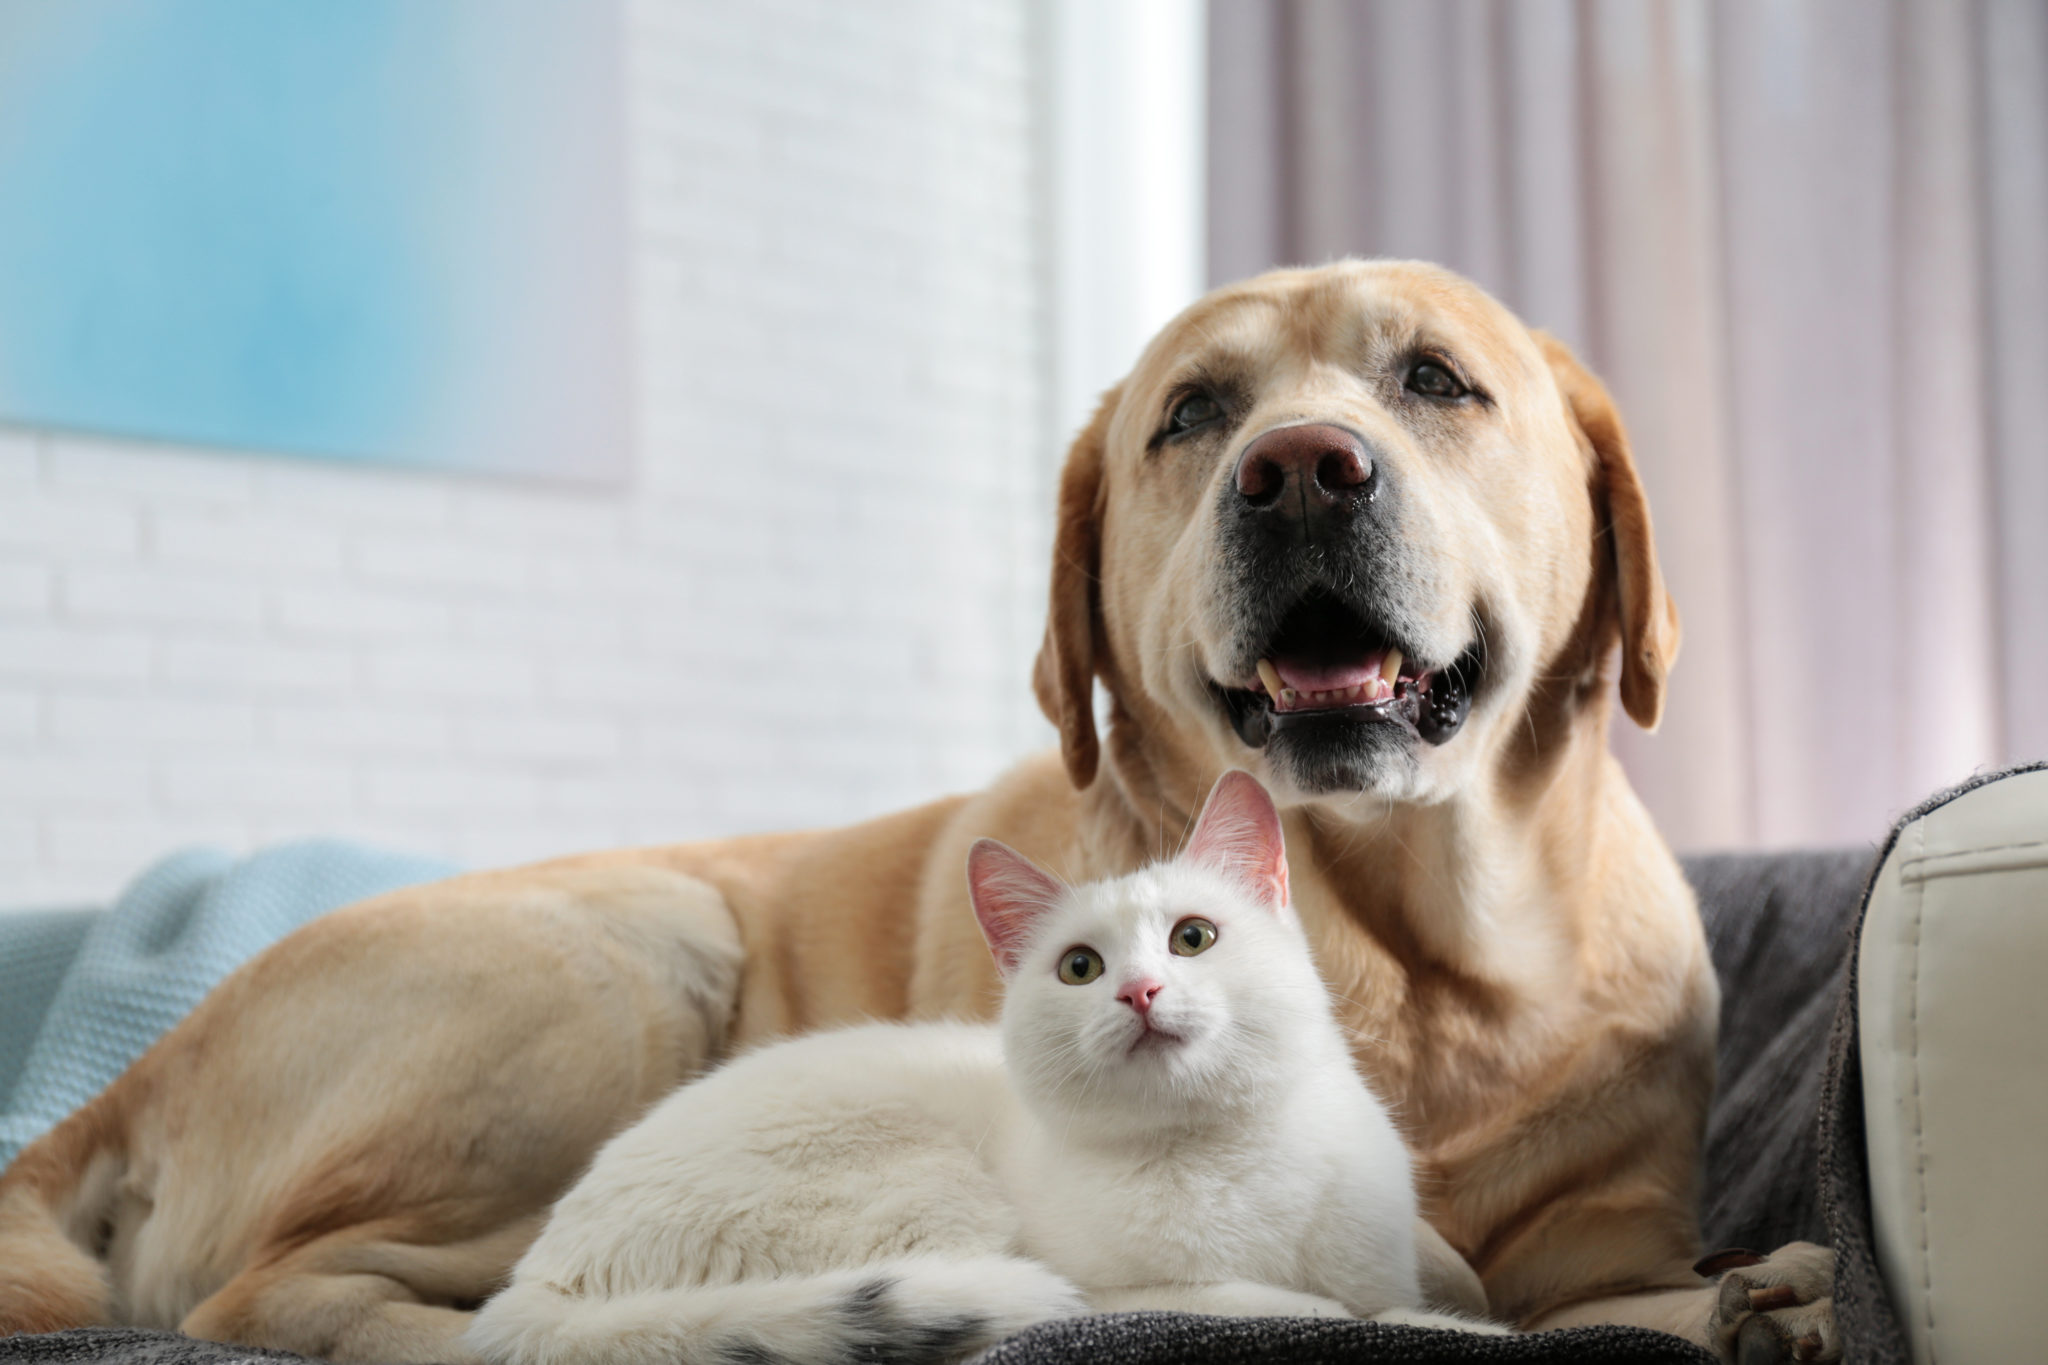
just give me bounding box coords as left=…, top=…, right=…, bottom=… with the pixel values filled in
left=1369, top=1306, right=1514, bottom=1336
left=1696, top=1242, right=1839, bottom=1363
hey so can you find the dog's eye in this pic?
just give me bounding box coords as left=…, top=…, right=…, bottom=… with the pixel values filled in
left=1166, top=391, right=1224, bottom=433
left=1406, top=361, right=1468, bottom=400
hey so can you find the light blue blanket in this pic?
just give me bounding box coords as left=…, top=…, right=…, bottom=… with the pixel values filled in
left=0, top=842, right=456, bottom=1167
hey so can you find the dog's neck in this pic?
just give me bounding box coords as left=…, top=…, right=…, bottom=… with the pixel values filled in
left=1087, top=693, right=1633, bottom=988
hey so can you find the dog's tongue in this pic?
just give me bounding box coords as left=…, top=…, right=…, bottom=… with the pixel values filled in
left=1270, top=653, right=1387, bottom=693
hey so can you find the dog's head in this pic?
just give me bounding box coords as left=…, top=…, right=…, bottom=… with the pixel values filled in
left=1035, top=260, right=1678, bottom=806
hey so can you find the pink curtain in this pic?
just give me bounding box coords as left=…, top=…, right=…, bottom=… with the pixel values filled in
left=1209, top=0, right=2048, bottom=851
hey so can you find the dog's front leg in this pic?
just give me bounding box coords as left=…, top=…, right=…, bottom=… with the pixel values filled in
left=1530, top=1242, right=1838, bottom=1363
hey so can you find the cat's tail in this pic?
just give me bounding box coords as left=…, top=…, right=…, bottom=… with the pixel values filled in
left=464, top=1253, right=1086, bottom=1365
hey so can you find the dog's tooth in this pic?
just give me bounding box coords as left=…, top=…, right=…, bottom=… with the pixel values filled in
left=1257, top=659, right=1285, bottom=697
left=1381, top=649, right=1403, bottom=684
left=1277, top=687, right=1298, bottom=711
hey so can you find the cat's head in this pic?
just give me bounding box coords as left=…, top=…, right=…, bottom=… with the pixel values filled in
left=968, top=771, right=1341, bottom=1133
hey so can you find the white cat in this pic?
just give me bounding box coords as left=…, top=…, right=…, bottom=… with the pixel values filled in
left=466, top=771, right=1500, bottom=1365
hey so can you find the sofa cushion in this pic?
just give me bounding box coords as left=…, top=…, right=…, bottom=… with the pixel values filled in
left=1859, top=766, right=2048, bottom=1365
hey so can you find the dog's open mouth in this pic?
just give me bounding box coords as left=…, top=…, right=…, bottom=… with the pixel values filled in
left=1214, top=590, right=1481, bottom=750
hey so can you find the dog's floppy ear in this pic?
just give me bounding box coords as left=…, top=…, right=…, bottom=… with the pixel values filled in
left=1033, top=386, right=1117, bottom=786
left=1534, top=332, right=1681, bottom=731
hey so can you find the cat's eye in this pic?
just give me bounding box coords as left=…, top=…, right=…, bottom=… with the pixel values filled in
left=1057, top=947, right=1104, bottom=985
left=1169, top=917, right=1218, bottom=957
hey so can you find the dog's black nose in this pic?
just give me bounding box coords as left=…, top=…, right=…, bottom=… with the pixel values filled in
left=1233, top=424, right=1375, bottom=516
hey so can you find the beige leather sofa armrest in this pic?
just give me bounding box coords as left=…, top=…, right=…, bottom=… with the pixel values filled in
left=1859, top=768, right=2048, bottom=1365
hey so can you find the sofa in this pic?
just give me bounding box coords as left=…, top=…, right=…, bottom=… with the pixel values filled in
left=3, top=763, right=2042, bottom=1365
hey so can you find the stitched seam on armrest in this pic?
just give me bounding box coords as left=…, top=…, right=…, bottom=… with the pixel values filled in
left=1897, top=836, right=2048, bottom=882
left=1905, top=824, right=1938, bottom=1360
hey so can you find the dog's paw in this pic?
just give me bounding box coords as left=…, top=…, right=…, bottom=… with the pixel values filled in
left=1697, top=1242, right=1838, bottom=1363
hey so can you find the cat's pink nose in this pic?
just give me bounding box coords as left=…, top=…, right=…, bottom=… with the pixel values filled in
left=1116, top=978, right=1163, bottom=1016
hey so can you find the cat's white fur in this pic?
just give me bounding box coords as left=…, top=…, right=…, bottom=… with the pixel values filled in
left=466, top=772, right=1502, bottom=1365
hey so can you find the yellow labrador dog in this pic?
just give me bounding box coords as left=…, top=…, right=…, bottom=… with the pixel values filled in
left=0, top=261, right=1836, bottom=1363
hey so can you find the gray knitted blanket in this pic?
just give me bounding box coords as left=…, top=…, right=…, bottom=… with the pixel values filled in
left=21, top=759, right=2017, bottom=1365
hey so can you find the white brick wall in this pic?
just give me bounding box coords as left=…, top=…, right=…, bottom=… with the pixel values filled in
left=0, top=0, right=1054, bottom=907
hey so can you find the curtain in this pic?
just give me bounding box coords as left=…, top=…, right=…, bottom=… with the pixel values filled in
left=1209, top=0, right=2048, bottom=851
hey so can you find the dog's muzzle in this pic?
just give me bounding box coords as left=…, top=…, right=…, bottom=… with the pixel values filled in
left=1209, top=424, right=1482, bottom=774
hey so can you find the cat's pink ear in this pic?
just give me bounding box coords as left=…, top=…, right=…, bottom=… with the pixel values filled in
left=1182, top=770, right=1289, bottom=910
left=967, top=839, right=1066, bottom=975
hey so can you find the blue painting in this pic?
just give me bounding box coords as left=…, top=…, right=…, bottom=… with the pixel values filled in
left=0, top=0, right=629, bottom=481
